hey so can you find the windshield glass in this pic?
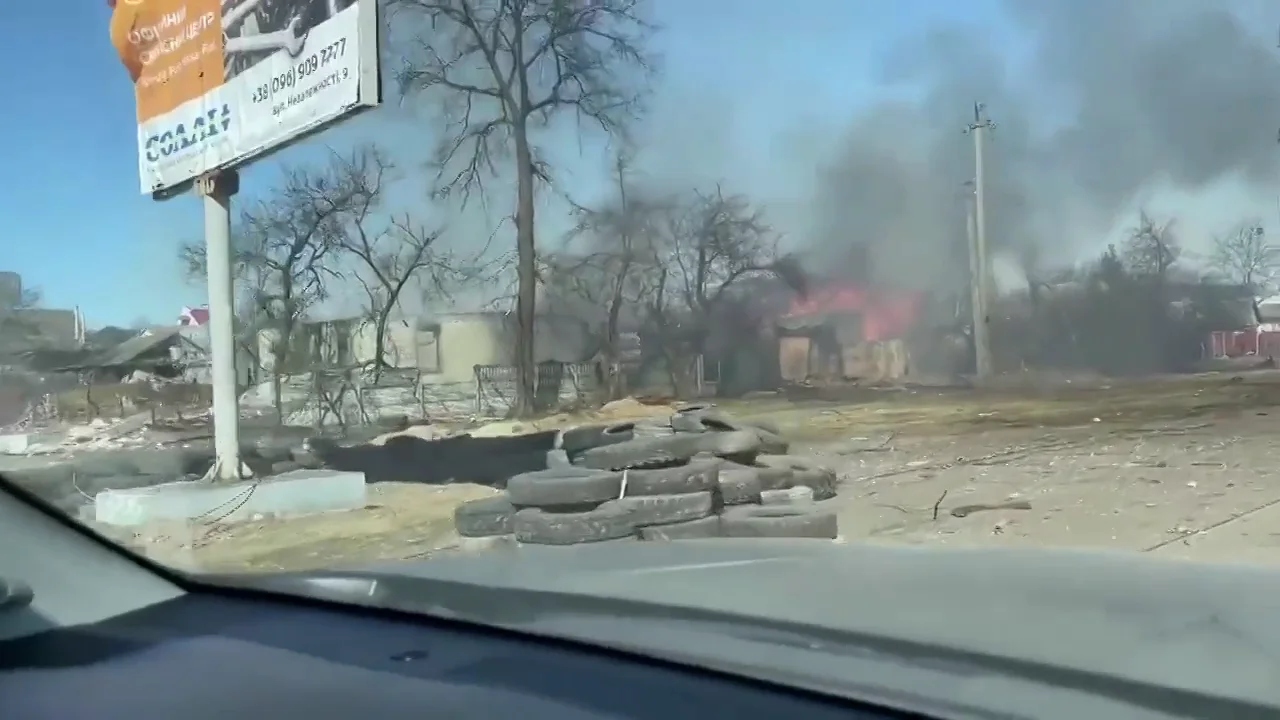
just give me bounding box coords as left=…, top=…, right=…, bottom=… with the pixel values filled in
left=3, top=0, right=1279, bottom=575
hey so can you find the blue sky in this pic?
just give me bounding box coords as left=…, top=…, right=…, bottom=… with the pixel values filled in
left=0, top=0, right=1010, bottom=328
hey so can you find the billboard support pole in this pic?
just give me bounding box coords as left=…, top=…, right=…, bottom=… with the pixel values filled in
left=194, top=169, right=244, bottom=482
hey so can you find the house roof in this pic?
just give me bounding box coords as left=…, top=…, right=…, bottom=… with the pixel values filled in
left=179, top=306, right=209, bottom=326
left=51, top=326, right=187, bottom=372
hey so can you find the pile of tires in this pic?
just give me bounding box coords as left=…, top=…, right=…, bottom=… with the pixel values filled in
left=453, top=403, right=840, bottom=545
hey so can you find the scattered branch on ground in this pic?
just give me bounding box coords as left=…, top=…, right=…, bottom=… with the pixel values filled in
left=949, top=500, right=1033, bottom=518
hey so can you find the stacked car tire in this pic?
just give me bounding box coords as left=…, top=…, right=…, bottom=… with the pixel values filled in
left=453, top=404, right=840, bottom=545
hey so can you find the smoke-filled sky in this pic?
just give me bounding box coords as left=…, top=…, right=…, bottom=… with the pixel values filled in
left=9, top=0, right=1280, bottom=324
left=577, top=0, right=1280, bottom=296
left=791, top=0, right=1280, bottom=293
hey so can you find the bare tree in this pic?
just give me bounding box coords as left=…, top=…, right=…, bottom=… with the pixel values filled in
left=330, top=150, right=462, bottom=380
left=1210, top=222, right=1276, bottom=294
left=543, top=150, right=658, bottom=397
left=389, top=0, right=657, bottom=416
left=1114, top=212, right=1186, bottom=369
left=1123, top=211, right=1181, bottom=278
left=180, top=148, right=382, bottom=422
left=644, top=186, right=799, bottom=392
left=346, top=219, right=450, bottom=380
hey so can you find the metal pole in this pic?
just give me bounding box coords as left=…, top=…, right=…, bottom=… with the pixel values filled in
left=194, top=170, right=243, bottom=481
left=967, top=103, right=995, bottom=378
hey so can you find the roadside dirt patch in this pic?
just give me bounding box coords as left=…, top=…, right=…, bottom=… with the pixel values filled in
left=111, top=483, right=499, bottom=573
left=810, top=415, right=1280, bottom=559
left=91, top=374, right=1280, bottom=572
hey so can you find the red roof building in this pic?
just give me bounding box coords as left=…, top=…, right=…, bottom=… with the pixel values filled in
left=178, top=306, right=210, bottom=327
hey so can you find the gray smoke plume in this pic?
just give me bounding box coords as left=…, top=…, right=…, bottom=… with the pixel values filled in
left=807, top=0, right=1280, bottom=291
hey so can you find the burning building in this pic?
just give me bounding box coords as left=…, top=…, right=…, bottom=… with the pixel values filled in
left=775, top=283, right=924, bottom=384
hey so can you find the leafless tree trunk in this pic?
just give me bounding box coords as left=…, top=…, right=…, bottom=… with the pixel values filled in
left=388, top=0, right=656, bottom=416
left=601, top=153, right=637, bottom=398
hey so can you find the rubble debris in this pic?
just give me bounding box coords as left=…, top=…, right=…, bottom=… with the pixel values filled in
left=368, top=424, right=458, bottom=445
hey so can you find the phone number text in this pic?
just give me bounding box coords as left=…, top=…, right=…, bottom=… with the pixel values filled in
left=249, top=37, right=348, bottom=104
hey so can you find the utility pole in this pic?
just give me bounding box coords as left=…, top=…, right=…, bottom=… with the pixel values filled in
left=966, top=103, right=995, bottom=379
left=964, top=183, right=989, bottom=378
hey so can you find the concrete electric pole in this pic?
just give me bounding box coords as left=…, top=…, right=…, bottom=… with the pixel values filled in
left=966, top=103, right=995, bottom=379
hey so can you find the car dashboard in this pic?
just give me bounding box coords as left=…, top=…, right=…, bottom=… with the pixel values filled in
left=2, top=470, right=1273, bottom=720
left=0, top=591, right=910, bottom=719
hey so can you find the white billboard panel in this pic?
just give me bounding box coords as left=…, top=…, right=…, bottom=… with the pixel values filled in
left=109, top=0, right=381, bottom=194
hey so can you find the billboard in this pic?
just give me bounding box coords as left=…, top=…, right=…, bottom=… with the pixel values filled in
left=109, top=0, right=380, bottom=194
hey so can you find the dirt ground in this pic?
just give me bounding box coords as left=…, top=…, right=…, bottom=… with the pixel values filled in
left=113, top=371, right=1280, bottom=572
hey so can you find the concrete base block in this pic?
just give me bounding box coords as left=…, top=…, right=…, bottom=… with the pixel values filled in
left=0, top=431, right=60, bottom=455
left=94, top=469, right=367, bottom=527
left=0, top=433, right=33, bottom=455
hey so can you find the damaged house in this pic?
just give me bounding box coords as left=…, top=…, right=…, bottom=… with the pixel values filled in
left=44, top=326, right=253, bottom=387
left=7, top=325, right=250, bottom=423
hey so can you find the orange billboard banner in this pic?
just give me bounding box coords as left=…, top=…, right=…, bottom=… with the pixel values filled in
left=110, top=0, right=381, bottom=194
left=110, top=0, right=224, bottom=124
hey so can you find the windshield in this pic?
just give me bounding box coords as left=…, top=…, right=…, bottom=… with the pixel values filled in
left=3, top=0, right=1279, bottom=576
